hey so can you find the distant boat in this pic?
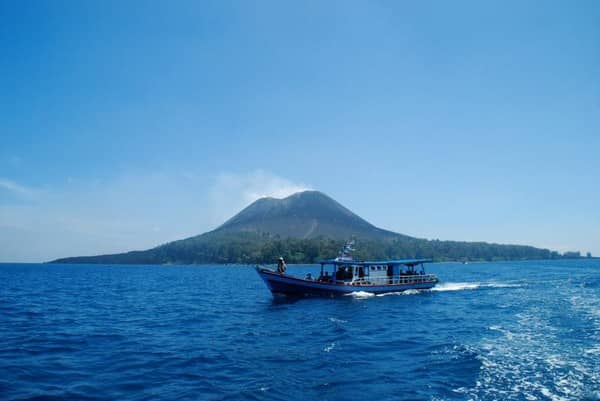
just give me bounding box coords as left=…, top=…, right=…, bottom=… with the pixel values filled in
left=256, top=241, right=438, bottom=297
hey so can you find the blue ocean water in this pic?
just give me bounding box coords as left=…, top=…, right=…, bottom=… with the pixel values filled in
left=1, top=260, right=599, bottom=401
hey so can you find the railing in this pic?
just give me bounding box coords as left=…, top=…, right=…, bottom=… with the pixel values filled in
left=347, top=274, right=437, bottom=286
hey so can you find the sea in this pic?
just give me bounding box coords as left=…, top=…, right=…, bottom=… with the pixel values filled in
left=1, top=259, right=599, bottom=401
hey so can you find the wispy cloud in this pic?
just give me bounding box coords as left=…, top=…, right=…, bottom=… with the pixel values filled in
left=0, top=177, right=38, bottom=199
left=209, top=170, right=311, bottom=225
left=0, top=170, right=312, bottom=262
left=0, top=172, right=208, bottom=262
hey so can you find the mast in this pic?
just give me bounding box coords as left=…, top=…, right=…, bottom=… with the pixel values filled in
left=335, top=238, right=355, bottom=262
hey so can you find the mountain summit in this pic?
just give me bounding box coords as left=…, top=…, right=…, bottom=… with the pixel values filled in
left=216, top=191, right=396, bottom=240
left=51, top=190, right=557, bottom=264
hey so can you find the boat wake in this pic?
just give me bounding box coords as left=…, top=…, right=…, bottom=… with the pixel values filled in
left=432, top=282, right=521, bottom=292
left=346, top=282, right=521, bottom=299
left=377, top=289, right=423, bottom=297
left=431, top=282, right=479, bottom=291
left=347, top=289, right=430, bottom=298
left=346, top=291, right=375, bottom=299
left=465, top=303, right=600, bottom=401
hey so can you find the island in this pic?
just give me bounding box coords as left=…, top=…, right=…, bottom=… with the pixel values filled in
left=51, top=191, right=572, bottom=265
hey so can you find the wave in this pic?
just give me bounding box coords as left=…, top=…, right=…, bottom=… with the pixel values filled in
left=323, top=342, right=337, bottom=352
left=582, top=392, right=600, bottom=401
left=345, top=282, right=521, bottom=299
left=348, top=282, right=518, bottom=297
left=348, top=289, right=427, bottom=298
left=466, top=306, right=599, bottom=401
left=376, top=289, right=423, bottom=297
left=431, top=282, right=480, bottom=291
left=486, top=282, right=522, bottom=288
left=432, top=282, right=521, bottom=292
left=346, top=291, right=375, bottom=299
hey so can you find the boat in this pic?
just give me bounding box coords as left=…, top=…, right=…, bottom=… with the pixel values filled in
left=256, top=241, right=438, bottom=297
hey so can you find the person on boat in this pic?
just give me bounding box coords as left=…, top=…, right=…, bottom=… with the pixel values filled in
left=277, top=257, right=287, bottom=274
left=318, top=271, right=331, bottom=282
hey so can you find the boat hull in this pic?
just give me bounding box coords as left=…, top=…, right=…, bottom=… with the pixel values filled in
left=256, top=267, right=438, bottom=297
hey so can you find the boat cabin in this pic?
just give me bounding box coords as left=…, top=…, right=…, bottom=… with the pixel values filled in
left=316, top=258, right=433, bottom=285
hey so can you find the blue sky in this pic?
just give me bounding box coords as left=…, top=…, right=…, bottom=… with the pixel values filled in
left=1, top=1, right=599, bottom=262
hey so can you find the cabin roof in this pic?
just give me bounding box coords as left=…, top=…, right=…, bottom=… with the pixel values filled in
left=318, top=258, right=432, bottom=267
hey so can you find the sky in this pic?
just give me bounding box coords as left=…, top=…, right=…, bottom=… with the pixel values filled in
left=1, top=0, right=599, bottom=262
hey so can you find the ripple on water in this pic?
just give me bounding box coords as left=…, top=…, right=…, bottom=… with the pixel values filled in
left=467, top=292, right=600, bottom=401
left=1, top=261, right=599, bottom=401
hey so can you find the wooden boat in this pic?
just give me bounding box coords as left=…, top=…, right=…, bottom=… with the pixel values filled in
left=256, top=242, right=438, bottom=297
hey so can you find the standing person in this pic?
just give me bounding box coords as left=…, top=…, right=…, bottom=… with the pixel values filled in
left=277, top=257, right=287, bottom=274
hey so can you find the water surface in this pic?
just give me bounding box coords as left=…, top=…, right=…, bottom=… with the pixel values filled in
left=1, top=260, right=599, bottom=400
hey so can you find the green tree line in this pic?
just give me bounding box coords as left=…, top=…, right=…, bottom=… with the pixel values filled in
left=53, top=231, right=564, bottom=265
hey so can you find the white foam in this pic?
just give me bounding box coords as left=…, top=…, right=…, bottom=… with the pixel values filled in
left=466, top=306, right=598, bottom=401
left=488, top=325, right=515, bottom=340
left=401, top=289, right=423, bottom=295
left=376, top=289, right=423, bottom=297
left=345, top=281, right=520, bottom=298
left=431, top=282, right=481, bottom=291
left=540, top=387, right=569, bottom=401
left=323, top=342, right=336, bottom=352
left=346, top=291, right=375, bottom=299
left=485, top=282, right=522, bottom=288
left=431, top=281, right=521, bottom=292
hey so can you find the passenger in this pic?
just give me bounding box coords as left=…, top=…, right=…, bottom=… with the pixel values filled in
left=277, top=257, right=287, bottom=274
left=305, top=273, right=312, bottom=280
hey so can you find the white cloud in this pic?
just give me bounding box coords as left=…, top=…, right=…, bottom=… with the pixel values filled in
left=208, top=170, right=311, bottom=225
left=0, top=172, right=211, bottom=262
left=0, top=177, right=38, bottom=198
left=0, top=169, right=312, bottom=262
left=1, top=169, right=598, bottom=262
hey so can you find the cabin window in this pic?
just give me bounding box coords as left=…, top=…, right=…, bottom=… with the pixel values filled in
left=335, top=266, right=353, bottom=280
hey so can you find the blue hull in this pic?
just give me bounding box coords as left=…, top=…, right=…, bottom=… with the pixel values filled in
left=256, top=267, right=438, bottom=297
